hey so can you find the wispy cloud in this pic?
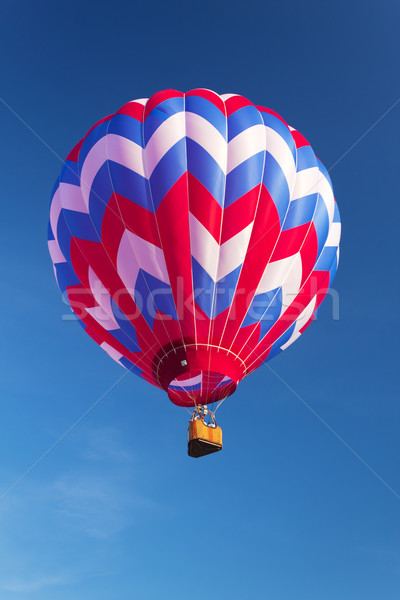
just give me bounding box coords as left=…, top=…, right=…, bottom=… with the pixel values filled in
left=80, top=426, right=135, bottom=464
left=0, top=574, right=70, bottom=593
left=51, top=426, right=158, bottom=538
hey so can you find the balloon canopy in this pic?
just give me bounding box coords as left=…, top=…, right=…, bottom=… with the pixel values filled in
left=48, top=89, right=340, bottom=407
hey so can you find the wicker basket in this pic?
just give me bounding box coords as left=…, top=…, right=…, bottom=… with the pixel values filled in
left=188, top=419, right=223, bottom=458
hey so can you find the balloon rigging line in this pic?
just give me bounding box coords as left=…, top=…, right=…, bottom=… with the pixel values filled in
left=243, top=95, right=400, bottom=259
left=1, top=93, right=400, bottom=481
left=327, top=96, right=400, bottom=173
left=266, top=363, right=400, bottom=503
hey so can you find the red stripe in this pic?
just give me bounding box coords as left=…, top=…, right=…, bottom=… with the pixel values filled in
left=224, top=94, right=255, bottom=117
left=187, top=173, right=222, bottom=242
left=291, top=129, right=310, bottom=149
left=116, top=101, right=145, bottom=120
left=156, top=174, right=196, bottom=342
left=144, top=89, right=184, bottom=118
left=243, top=271, right=330, bottom=368
left=185, top=89, right=226, bottom=113
left=220, top=186, right=260, bottom=244
left=110, top=193, right=161, bottom=247
left=66, top=114, right=113, bottom=161
left=256, top=105, right=289, bottom=127
left=70, top=238, right=157, bottom=352
left=271, top=223, right=310, bottom=261
left=299, top=223, right=318, bottom=287
left=220, top=186, right=281, bottom=349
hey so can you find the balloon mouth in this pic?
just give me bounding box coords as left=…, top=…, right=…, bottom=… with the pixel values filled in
left=168, top=370, right=237, bottom=407
left=154, top=344, right=246, bottom=407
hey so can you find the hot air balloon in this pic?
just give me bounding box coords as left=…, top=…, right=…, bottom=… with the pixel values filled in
left=48, top=89, right=341, bottom=457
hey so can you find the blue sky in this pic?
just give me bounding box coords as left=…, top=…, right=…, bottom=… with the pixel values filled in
left=1, top=1, right=400, bottom=598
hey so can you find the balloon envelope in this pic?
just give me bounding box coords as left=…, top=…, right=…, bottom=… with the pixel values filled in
left=48, top=89, right=340, bottom=407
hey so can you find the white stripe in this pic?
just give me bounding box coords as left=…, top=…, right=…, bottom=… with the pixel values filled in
left=186, top=112, right=227, bottom=172
left=217, top=223, right=253, bottom=280
left=49, top=186, right=62, bottom=241
left=280, top=253, right=303, bottom=315
left=80, top=134, right=145, bottom=208
left=117, top=230, right=170, bottom=295
left=100, top=341, right=123, bottom=362
left=220, top=93, right=238, bottom=101
left=326, top=221, right=341, bottom=248
left=48, top=239, right=66, bottom=264
left=317, top=169, right=335, bottom=224
left=189, top=213, right=219, bottom=281
left=227, top=124, right=265, bottom=173
left=88, top=267, right=118, bottom=329
left=257, top=254, right=300, bottom=294
left=50, top=181, right=88, bottom=245
left=144, top=112, right=185, bottom=176
left=59, top=182, right=87, bottom=213
left=292, top=167, right=320, bottom=201
left=171, top=374, right=202, bottom=387
left=190, top=213, right=253, bottom=281
left=86, top=305, right=119, bottom=331
left=280, top=296, right=316, bottom=350
left=264, top=125, right=297, bottom=191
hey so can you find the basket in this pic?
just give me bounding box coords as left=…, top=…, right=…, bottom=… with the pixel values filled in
left=188, top=419, right=223, bottom=458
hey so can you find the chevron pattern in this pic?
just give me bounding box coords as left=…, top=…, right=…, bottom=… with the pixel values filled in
left=48, top=89, right=341, bottom=407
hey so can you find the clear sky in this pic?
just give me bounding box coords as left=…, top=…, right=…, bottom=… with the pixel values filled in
left=0, top=1, right=399, bottom=598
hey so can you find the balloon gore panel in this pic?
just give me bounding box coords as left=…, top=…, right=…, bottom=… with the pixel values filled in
left=48, top=89, right=341, bottom=406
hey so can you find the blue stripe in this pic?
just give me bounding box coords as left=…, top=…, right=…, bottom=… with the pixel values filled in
left=296, top=145, right=316, bottom=171
left=242, top=288, right=281, bottom=328
left=263, top=151, right=290, bottom=226
left=47, top=219, right=55, bottom=241
left=185, top=95, right=227, bottom=138
left=333, top=201, right=340, bottom=223
left=258, top=288, right=282, bottom=341
left=186, top=138, right=225, bottom=206
left=192, top=257, right=215, bottom=318
left=54, top=261, right=80, bottom=293
left=144, top=97, right=185, bottom=144
left=258, top=110, right=296, bottom=161
left=109, top=328, right=140, bottom=354
left=78, top=119, right=110, bottom=170
left=263, top=322, right=296, bottom=362
left=135, top=270, right=177, bottom=329
left=107, top=113, right=144, bottom=147
left=56, top=212, right=73, bottom=263
left=317, top=158, right=333, bottom=190
left=63, top=209, right=99, bottom=242
left=329, top=252, right=338, bottom=281
left=217, top=377, right=233, bottom=388
left=119, top=356, right=143, bottom=376
left=108, top=161, right=153, bottom=212
left=225, top=151, right=265, bottom=207
left=170, top=382, right=201, bottom=392
left=315, top=245, right=337, bottom=271
left=227, top=105, right=263, bottom=142
left=313, top=195, right=330, bottom=257
left=110, top=297, right=141, bottom=352
left=50, top=178, right=59, bottom=200
left=283, top=193, right=318, bottom=231
left=149, top=138, right=187, bottom=210
left=88, top=162, right=114, bottom=234
left=60, top=161, right=80, bottom=186
left=214, top=265, right=242, bottom=317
